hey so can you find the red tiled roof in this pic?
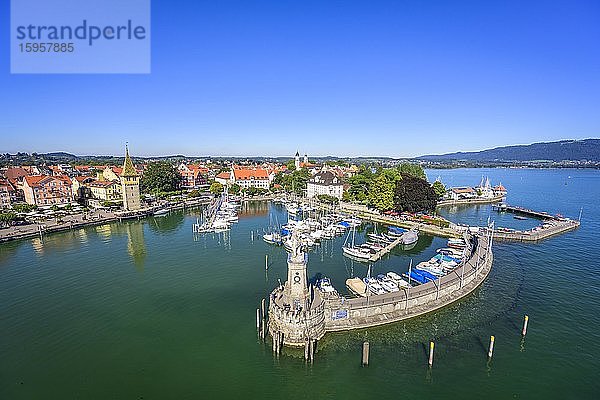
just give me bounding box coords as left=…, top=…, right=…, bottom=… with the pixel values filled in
left=452, top=187, right=476, bottom=194
left=24, top=175, right=71, bottom=188
left=233, top=168, right=269, bottom=180
left=5, top=167, right=29, bottom=181
left=73, top=176, right=94, bottom=183
left=216, top=172, right=231, bottom=179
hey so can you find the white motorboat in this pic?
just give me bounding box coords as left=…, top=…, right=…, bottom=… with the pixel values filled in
left=317, top=277, right=337, bottom=295
left=263, top=232, right=283, bottom=245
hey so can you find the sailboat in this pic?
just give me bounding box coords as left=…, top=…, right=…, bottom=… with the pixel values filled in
left=342, top=223, right=373, bottom=261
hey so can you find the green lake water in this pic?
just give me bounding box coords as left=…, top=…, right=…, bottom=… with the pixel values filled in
left=1, top=168, right=598, bottom=399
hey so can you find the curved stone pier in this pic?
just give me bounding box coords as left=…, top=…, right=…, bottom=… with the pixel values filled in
left=267, top=231, right=494, bottom=346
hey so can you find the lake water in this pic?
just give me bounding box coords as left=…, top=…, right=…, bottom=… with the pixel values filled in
left=1, top=168, right=598, bottom=399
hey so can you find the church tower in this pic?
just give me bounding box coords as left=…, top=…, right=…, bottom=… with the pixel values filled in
left=294, top=151, right=301, bottom=170
left=304, top=154, right=308, bottom=165
left=121, top=145, right=141, bottom=211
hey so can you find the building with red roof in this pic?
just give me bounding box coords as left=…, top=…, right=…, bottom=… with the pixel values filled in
left=230, top=165, right=274, bottom=189
left=178, top=163, right=209, bottom=188
left=22, top=175, right=73, bottom=206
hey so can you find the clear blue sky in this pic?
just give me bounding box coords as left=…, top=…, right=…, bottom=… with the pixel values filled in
left=1, top=0, right=599, bottom=157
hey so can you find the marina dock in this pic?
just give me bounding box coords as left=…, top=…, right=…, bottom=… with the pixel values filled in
left=368, top=234, right=405, bottom=262
left=493, top=218, right=580, bottom=242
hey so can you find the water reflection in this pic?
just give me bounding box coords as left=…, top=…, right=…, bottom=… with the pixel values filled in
left=239, top=201, right=269, bottom=218
left=30, top=228, right=89, bottom=257
left=0, top=240, right=22, bottom=266
left=126, top=222, right=146, bottom=271
left=147, top=212, right=185, bottom=234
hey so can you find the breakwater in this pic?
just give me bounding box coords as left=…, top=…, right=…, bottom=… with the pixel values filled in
left=267, top=232, right=493, bottom=346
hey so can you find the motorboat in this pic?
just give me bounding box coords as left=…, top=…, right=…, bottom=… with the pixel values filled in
left=400, top=229, right=419, bottom=245
left=363, top=278, right=387, bottom=295
left=263, top=232, right=283, bottom=245
left=317, top=277, right=337, bottom=295
left=153, top=208, right=169, bottom=216
left=346, top=277, right=367, bottom=297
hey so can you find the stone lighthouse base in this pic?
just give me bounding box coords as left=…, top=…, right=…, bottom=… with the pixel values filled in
left=268, top=286, right=326, bottom=347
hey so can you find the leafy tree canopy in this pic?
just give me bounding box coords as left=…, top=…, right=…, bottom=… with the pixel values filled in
left=432, top=180, right=446, bottom=198
left=141, top=162, right=182, bottom=193
left=368, top=174, right=395, bottom=211
left=209, top=182, right=224, bottom=195
left=393, top=174, right=438, bottom=213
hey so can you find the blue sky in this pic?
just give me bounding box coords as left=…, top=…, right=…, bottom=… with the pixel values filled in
left=1, top=0, right=599, bottom=157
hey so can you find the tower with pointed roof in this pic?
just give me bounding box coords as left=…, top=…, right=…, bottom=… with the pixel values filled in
left=121, top=145, right=141, bottom=211
left=294, top=151, right=301, bottom=170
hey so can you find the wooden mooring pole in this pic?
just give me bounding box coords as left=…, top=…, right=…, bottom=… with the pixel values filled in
left=428, top=341, right=435, bottom=367
left=261, top=298, right=266, bottom=320
left=265, top=254, right=268, bottom=270
left=304, top=340, right=310, bottom=361
left=488, top=336, right=495, bottom=359
left=256, top=308, right=260, bottom=332
left=362, top=341, right=370, bottom=366
left=522, top=315, right=529, bottom=336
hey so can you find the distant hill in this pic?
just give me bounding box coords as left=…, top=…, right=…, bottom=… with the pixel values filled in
left=417, top=139, right=600, bottom=162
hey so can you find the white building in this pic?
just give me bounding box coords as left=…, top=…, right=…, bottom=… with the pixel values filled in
left=307, top=171, right=343, bottom=199
left=230, top=166, right=273, bottom=189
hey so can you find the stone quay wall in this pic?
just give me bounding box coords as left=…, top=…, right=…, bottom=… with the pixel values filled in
left=323, top=234, right=493, bottom=331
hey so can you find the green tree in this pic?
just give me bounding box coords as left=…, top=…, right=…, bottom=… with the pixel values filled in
left=368, top=174, right=395, bottom=211
left=209, top=182, right=224, bottom=195
left=432, top=181, right=446, bottom=198
left=394, top=174, right=438, bottom=213
left=228, top=183, right=241, bottom=195
left=396, top=163, right=426, bottom=180
left=286, top=159, right=297, bottom=171
left=0, top=212, right=17, bottom=227
left=12, top=203, right=37, bottom=213
left=345, top=165, right=374, bottom=202
left=317, top=194, right=339, bottom=204
left=141, top=162, right=182, bottom=193
left=188, top=189, right=201, bottom=198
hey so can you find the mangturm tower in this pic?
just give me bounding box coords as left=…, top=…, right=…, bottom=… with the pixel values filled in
left=121, top=145, right=141, bottom=211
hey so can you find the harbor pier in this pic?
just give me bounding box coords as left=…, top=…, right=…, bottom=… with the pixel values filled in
left=266, top=230, right=494, bottom=347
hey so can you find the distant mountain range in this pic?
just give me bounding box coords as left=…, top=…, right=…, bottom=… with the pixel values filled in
left=417, top=139, right=600, bottom=162
left=3, top=138, right=599, bottom=166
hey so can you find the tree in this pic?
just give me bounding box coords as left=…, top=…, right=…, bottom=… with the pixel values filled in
left=188, top=189, right=201, bottom=198
left=344, top=165, right=374, bottom=202
left=209, top=182, right=224, bottom=195
left=0, top=212, right=17, bottom=228
left=317, top=194, right=339, bottom=204
left=432, top=181, right=446, bottom=198
left=394, top=174, right=438, bottom=213
left=141, top=162, right=182, bottom=193
left=396, top=163, right=426, bottom=180
left=228, top=183, right=241, bottom=195
left=286, top=159, right=297, bottom=171
left=368, top=174, right=395, bottom=211
left=12, top=203, right=37, bottom=213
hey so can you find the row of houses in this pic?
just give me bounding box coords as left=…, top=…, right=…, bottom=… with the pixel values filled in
left=0, top=148, right=142, bottom=210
